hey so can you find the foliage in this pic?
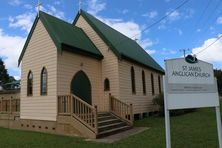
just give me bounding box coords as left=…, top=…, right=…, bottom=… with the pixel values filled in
left=152, top=93, right=164, bottom=115
left=152, top=93, right=195, bottom=116
left=0, top=58, right=15, bottom=89
left=214, top=69, right=222, bottom=95
left=0, top=59, right=10, bottom=84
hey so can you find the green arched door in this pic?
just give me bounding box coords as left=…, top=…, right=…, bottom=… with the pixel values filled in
left=71, top=71, right=92, bottom=105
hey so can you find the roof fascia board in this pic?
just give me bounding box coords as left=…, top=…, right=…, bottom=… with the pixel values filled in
left=121, top=54, right=165, bottom=74
left=61, top=43, right=103, bottom=60
left=18, top=15, right=39, bottom=66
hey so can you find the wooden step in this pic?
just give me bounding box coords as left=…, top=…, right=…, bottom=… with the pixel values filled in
left=97, top=125, right=132, bottom=138
left=97, top=115, right=116, bottom=121
left=98, top=121, right=127, bottom=133
left=98, top=118, right=120, bottom=126
left=98, top=112, right=110, bottom=117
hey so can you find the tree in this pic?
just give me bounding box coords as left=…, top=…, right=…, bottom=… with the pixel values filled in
left=0, top=58, right=15, bottom=85
left=214, top=69, right=222, bottom=95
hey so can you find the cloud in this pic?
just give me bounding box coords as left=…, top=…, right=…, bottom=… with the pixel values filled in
left=24, top=4, right=32, bottom=9
left=87, top=0, right=106, bottom=15
left=217, top=17, right=222, bottom=24
left=86, top=1, right=142, bottom=41
left=184, top=8, right=195, bottom=19
left=9, top=12, right=35, bottom=33
left=42, top=5, right=65, bottom=19
left=158, top=20, right=167, bottom=30
left=8, top=4, right=66, bottom=33
left=143, top=11, right=158, bottom=18
left=90, top=8, right=162, bottom=57
left=14, top=76, right=21, bottom=80
left=0, top=29, right=25, bottom=77
left=92, top=13, right=157, bottom=55
left=122, top=9, right=129, bottom=14
left=8, top=0, right=22, bottom=6
left=145, top=49, right=156, bottom=54
left=160, top=48, right=176, bottom=55
left=54, top=0, right=62, bottom=5
left=177, top=29, right=183, bottom=35
left=158, top=10, right=182, bottom=30
left=99, top=17, right=142, bottom=40
left=139, top=38, right=154, bottom=49
left=166, top=10, right=180, bottom=21
left=8, top=4, right=65, bottom=33
left=192, top=35, right=222, bottom=63
left=196, top=28, right=201, bottom=32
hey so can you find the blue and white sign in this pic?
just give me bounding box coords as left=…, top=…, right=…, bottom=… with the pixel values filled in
left=165, top=58, right=219, bottom=109
left=163, top=57, right=222, bottom=148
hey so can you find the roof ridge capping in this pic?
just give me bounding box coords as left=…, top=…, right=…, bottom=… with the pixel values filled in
left=73, top=9, right=164, bottom=73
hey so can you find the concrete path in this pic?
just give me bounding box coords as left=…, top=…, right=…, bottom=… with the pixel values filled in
left=85, top=127, right=149, bottom=143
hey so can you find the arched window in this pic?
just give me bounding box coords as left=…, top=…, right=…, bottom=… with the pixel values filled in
left=158, top=75, right=161, bottom=94
left=151, top=73, right=155, bottom=95
left=131, top=66, right=136, bottom=94
left=104, top=78, right=110, bottom=91
left=142, top=70, right=146, bottom=95
left=27, top=71, right=33, bottom=96
left=41, top=67, right=47, bottom=95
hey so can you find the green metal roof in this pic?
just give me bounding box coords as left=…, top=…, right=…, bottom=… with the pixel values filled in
left=73, top=10, right=164, bottom=73
left=18, top=11, right=103, bottom=65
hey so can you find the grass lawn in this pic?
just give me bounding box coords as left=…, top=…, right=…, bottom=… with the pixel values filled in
left=0, top=106, right=221, bottom=148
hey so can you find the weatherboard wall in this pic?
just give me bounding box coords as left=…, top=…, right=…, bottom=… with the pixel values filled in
left=75, top=15, right=120, bottom=111
left=20, top=20, right=57, bottom=121
left=118, top=60, right=163, bottom=114
left=57, top=51, right=103, bottom=110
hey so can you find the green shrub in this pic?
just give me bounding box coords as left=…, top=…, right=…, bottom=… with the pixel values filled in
left=152, top=93, right=196, bottom=116
left=152, top=93, right=164, bottom=116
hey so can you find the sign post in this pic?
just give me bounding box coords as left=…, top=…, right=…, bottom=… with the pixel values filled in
left=216, top=106, right=222, bottom=148
left=164, top=57, right=222, bottom=148
left=163, top=76, right=171, bottom=148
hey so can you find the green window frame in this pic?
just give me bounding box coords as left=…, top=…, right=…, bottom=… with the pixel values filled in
left=40, top=67, right=47, bottom=96
left=151, top=73, right=155, bottom=95
left=142, top=70, right=146, bottom=95
left=104, top=78, right=110, bottom=91
left=27, top=71, right=33, bottom=96
left=131, top=66, right=136, bottom=94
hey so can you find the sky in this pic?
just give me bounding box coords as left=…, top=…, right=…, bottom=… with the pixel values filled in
left=0, top=0, right=222, bottom=80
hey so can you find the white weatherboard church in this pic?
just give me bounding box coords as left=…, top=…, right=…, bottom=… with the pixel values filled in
left=16, top=10, right=164, bottom=138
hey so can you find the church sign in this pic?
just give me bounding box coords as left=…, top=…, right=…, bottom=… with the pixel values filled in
left=163, top=57, right=222, bottom=148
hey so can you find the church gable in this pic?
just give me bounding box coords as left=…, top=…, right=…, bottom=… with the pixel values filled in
left=74, top=14, right=121, bottom=100
left=73, top=10, right=164, bottom=74
left=20, top=19, right=58, bottom=121
left=18, top=11, right=103, bottom=66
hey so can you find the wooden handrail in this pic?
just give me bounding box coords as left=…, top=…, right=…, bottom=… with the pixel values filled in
left=57, top=94, right=98, bottom=134
left=57, top=95, right=71, bottom=115
left=109, top=94, right=133, bottom=125
left=72, top=95, right=95, bottom=109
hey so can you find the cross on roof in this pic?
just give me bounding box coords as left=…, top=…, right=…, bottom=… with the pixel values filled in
left=78, top=0, right=82, bottom=14
left=36, top=0, right=42, bottom=17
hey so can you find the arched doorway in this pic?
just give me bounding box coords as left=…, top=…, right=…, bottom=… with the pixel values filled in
left=71, top=71, right=92, bottom=105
